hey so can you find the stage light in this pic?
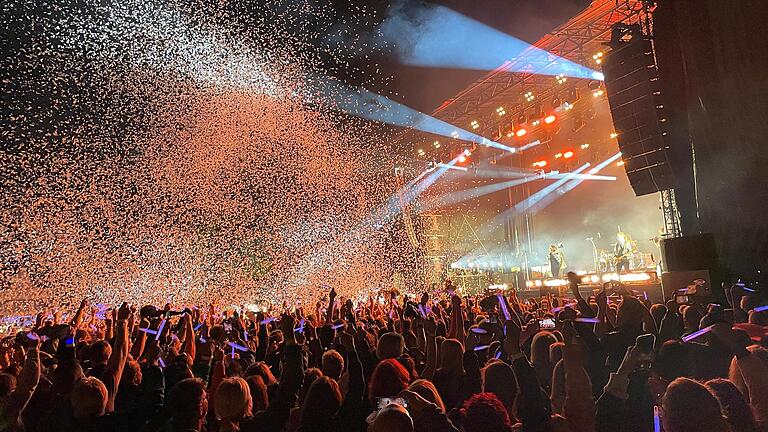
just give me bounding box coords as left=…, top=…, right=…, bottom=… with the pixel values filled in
left=417, top=149, right=426, bottom=156
left=580, top=143, right=590, bottom=149
left=592, top=89, right=604, bottom=97
left=610, top=132, right=618, bottom=139
left=470, top=120, right=480, bottom=130
left=555, top=153, right=562, bottom=159
left=593, top=51, right=604, bottom=64
left=458, top=155, right=467, bottom=163
left=590, top=275, right=600, bottom=283
left=463, top=149, right=472, bottom=156
left=534, top=280, right=543, bottom=287
left=544, top=114, right=557, bottom=124
left=531, top=119, right=541, bottom=126
left=617, top=160, right=625, bottom=166
left=563, top=151, right=574, bottom=159
left=526, top=280, right=534, bottom=288
left=496, top=106, right=506, bottom=116
left=515, top=128, right=527, bottom=137
left=556, top=74, right=567, bottom=84
left=434, top=141, right=441, bottom=148
left=506, top=130, right=514, bottom=138
left=563, top=102, right=574, bottom=111
left=452, top=131, right=460, bottom=138
left=524, top=91, right=535, bottom=102
left=532, top=160, right=548, bottom=167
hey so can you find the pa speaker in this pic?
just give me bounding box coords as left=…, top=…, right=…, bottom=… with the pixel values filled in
left=661, top=270, right=712, bottom=301
left=660, top=233, right=718, bottom=272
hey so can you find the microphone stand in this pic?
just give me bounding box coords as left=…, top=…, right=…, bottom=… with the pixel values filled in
left=587, top=237, right=600, bottom=276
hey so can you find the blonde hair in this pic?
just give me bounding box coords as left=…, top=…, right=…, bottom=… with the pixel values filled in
left=439, top=338, right=465, bottom=374
left=215, top=377, right=252, bottom=431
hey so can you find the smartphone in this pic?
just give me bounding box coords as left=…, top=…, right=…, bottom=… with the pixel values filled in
left=377, top=397, right=407, bottom=410
left=65, top=336, right=76, bottom=348
left=675, top=295, right=690, bottom=305
left=635, top=333, right=656, bottom=354
left=538, top=318, right=556, bottom=329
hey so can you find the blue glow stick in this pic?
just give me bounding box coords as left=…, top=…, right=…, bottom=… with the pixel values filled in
left=474, top=344, right=491, bottom=351
left=471, top=327, right=488, bottom=334
left=227, top=342, right=248, bottom=352
left=743, top=286, right=756, bottom=293
left=331, top=323, right=345, bottom=330
left=231, top=345, right=235, bottom=359
left=158, top=357, right=165, bottom=368
left=194, top=323, right=203, bottom=331
left=139, top=327, right=158, bottom=335
left=418, top=304, right=427, bottom=318
left=575, top=317, right=600, bottom=323
left=260, top=317, right=276, bottom=325
left=497, top=295, right=511, bottom=321
left=495, top=351, right=502, bottom=359
left=155, top=319, right=166, bottom=340
left=243, top=330, right=248, bottom=341
left=293, top=319, right=305, bottom=333
left=199, top=336, right=206, bottom=343
left=681, top=325, right=714, bottom=342
left=752, top=305, right=768, bottom=313
left=653, top=406, right=661, bottom=432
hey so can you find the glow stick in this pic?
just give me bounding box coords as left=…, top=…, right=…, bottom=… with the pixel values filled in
left=497, top=294, right=511, bottom=321
left=471, top=327, right=488, bottom=334
left=227, top=342, right=248, bottom=352
left=293, top=319, right=305, bottom=333
left=139, top=328, right=158, bottom=335
left=194, top=323, right=203, bottom=331
left=155, top=319, right=166, bottom=340
left=681, top=325, right=714, bottom=342
left=575, top=317, right=600, bottom=323
left=474, top=344, right=491, bottom=351
left=243, top=330, right=248, bottom=341
left=653, top=406, right=661, bottom=432
left=260, top=317, right=276, bottom=325
left=198, top=336, right=206, bottom=343
left=331, top=323, right=345, bottom=330
left=158, top=357, right=165, bottom=368
left=643, top=291, right=649, bottom=301
left=743, top=286, right=756, bottom=293
left=231, top=345, right=235, bottom=359
left=752, top=305, right=768, bottom=313
left=418, top=304, right=427, bottom=318
left=495, top=351, right=502, bottom=359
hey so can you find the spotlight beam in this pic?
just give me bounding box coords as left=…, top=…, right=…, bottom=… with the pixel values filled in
left=379, top=5, right=602, bottom=80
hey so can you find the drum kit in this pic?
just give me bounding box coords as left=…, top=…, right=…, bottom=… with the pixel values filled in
left=597, top=241, right=656, bottom=272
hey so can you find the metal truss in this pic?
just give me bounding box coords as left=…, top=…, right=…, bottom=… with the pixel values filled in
left=397, top=0, right=647, bottom=147
left=660, top=188, right=682, bottom=238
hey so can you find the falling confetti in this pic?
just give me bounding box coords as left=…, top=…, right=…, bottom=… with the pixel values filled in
left=0, top=0, right=416, bottom=314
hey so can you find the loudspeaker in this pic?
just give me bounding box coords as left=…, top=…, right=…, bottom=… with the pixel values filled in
left=602, top=24, right=675, bottom=196
left=660, top=233, right=718, bottom=271
left=661, top=270, right=712, bottom=301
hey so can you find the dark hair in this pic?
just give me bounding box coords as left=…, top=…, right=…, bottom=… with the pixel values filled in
left=299, top=376, right=342, bottom=432
left=460, top=392, right=513, bottom=432
left=167, top=378, right=207, bottom=421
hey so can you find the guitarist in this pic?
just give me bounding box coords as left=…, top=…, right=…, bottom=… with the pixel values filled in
left=548, top=243, right=566, bottom=278
left=614, top=232, right=633, bottom=274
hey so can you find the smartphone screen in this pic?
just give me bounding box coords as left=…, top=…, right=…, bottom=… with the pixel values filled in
left=675, top=295, right=689, bottom=304
left=538, top=318, right=556, bottom=329
left=377, top=397, right=407, bottom=409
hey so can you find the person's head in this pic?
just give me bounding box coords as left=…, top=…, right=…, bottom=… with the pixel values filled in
left=377, top=332, right=405, bottom=360
left=616, top=296, right=645, bottom=331
left=650, top=304, right=668, bottom=329
left=460, top=392, right=513, bottom=432
left=321, top=349, right=344, bottom=381
left=654, top=340, right=695, bottom=381
left=245, top=362, right=277, bottom=388
left=617, top=232, right=626, bottom=244
left=0, top=374, right=16, bottom=401
left=549, top=244, right=558, bottom=253
left=121, top=358, right=142, bottom=387
left=245, top=375, right=268, bottom=412
left=51, top=359, right=84, bottom=396
left=164, top=362, right=194, bottom=396
left=215, top=377, right=252, bottom=429
left=371, top=403, right=414, bottom=432
left=481, top=361, right=518, bottom=414
left=661, top=377, right=728, bottom=432
left=298, top=368, right=322, bottom=405
left=530, top=332, right=557, bottom=366
left=549, top=341, right=565, bottom=365
left=438, top=338, right=464, bottom=374
left=71, top=377, right=108, bottom=419
left=705, top=378, right=759, bottom=432
left=369, top=359, right=410, bottom=405
left=167, top=378, right=208, bottom=428
left=408, top=379, right=445, bottom=412
left=89, top=340, right=111, bottom=366
left=550, top=359, right=566, bottom=414
left=682, top=306, right=704, bottom=332
left=301, top=376, right=342, bottom=429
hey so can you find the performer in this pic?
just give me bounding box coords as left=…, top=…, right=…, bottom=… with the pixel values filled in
left=614, top=232, right=634, bottom=274
left=548, top=243, right=566, bottom=278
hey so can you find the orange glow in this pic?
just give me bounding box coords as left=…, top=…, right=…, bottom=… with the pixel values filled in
left=563, top=151, right=574, bottom=159
left=458, top=155, right=467, bottom=163
left=544, top=115, right=557, bottom=124
left=515, top=128, right=527, bottom=137
left=533, top=160, right=548, bottom=168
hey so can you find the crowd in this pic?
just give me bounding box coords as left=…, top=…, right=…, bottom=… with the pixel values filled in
left=1, top=272, right=767, bottom=432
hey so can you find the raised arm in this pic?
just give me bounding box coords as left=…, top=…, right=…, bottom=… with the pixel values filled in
left=2, top=336, right=41, bottom=427
left=562, top=323, right=596, bottom=432
left=104, top=303, right=131, bottom=412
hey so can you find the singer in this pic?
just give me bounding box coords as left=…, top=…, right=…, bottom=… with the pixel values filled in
left=548, top=243, right=566, bottom=278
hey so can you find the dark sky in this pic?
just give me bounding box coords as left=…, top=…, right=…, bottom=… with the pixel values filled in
left=353, top=0, right=591, bottom=113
